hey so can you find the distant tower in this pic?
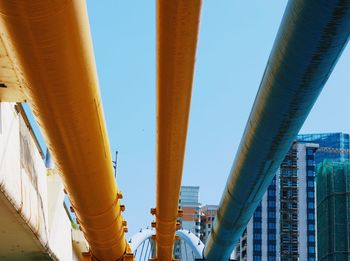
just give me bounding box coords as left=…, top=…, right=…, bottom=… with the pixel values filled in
left=200, top=205, right=218, bottom=244
left=316, top=160, right=350, bottom=260
left=174, top=186, right=201, bottom=259
left=178, top=186, right=201, bottom=236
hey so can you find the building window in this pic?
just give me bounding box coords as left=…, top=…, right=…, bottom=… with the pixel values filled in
left=268, top=244, right=276, bottom=252
left=268, top=201, right=276, bottom=207
left=268, top=233, right=276, bottom=240
left=307, top=170, right=314, bottom=177
left=308, top=213, right=315, bottom=220
left=268, top=257, right=276, bottom=261
left=308, top=224, right=315, bottom=231
left=253, top=256, right=261, bottom=261
left=254, top=222, right=262, bottom=229
left=254, top=244, right=261, bottom=251
left=308, top=191, right=314, bottom=198
left=308, top=235, right=315, bottom=242
left=268, top=223, right=275, bottom=229
left=308, top=246, right=315, bottom=253
left=307, top=181, right=314, bottom=187
left=268, top=190, right=275, bottom=196
left=254, top=211, right=262, bottom=218
left=308, top=202, right=315, bottom=209
left=268, top=211, right=275, bottom=218
left=254, top=233, right=261, bottom=240
left=307, top=159, right=314, bottom=166
left=207, top=224, right=211, bottom=228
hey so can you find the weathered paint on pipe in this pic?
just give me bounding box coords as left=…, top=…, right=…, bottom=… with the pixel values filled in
left=156, top=1, right=201, bottom=260
left=0, top=1, right=127, bottom=260
left=204, top=1, right=350, bottom=260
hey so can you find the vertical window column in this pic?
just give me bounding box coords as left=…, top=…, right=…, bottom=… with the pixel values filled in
left=267, top=176, right=277, bottom=260
left=253, top=203, right=262, bottom=260
left=306, top=147, right=316, bottom=261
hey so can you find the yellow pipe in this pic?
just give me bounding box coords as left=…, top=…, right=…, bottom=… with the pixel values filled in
left=156, top=1, right=201, bottom=260
left=0, top=1, right=127, bottom=260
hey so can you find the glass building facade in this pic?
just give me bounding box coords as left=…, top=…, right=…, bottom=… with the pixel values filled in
left=297, top=132, right=350, bottom=164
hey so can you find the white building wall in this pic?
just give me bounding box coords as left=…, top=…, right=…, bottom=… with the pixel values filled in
left=47, top=172, right=73, bottom=261
left=0, top=102, right=75, bottom=260
left=297, top=144, right=308, bottom=261
left=247, top=218, right=253, bottom=261
left=0, top=103, right=49, bottom=246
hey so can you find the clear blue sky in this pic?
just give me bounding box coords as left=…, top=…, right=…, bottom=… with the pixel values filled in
left=26, top=1, right=350, bottom=237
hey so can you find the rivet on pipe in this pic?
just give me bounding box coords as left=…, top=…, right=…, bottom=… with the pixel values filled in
left=117, top=192, right=123, bottom=199
left=150, top=208, right=157, bottom=215
left=151, top=221, right=156, bottom=228
left=120, top=205, right=126, bottom=212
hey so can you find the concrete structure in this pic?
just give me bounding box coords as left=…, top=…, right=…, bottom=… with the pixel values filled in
left=233, top=142, right=318, bottom=261
left=200, top=205, right=218, bottom=244
left=0, top=102, right=87, bottom=260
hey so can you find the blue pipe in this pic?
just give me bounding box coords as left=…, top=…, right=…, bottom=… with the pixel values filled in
left=204, top=1, right=350, bottom=260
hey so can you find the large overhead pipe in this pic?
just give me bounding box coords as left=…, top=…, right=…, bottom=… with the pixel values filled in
left=0, top=1, right=129, bottom=260
left=156, top=0, right=201, bottom=260
left=204, top=1, right=350, bottom=260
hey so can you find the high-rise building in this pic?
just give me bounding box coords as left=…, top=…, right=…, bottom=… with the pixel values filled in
left=233, top=141, right=319, bottom=261
left=200, top=205, right=218, bottom=243
left=178, top=186, right=201, bottom=236
left=175, top=186, right=201, bottom=259
left=316, top=160, right=350, bottom=260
